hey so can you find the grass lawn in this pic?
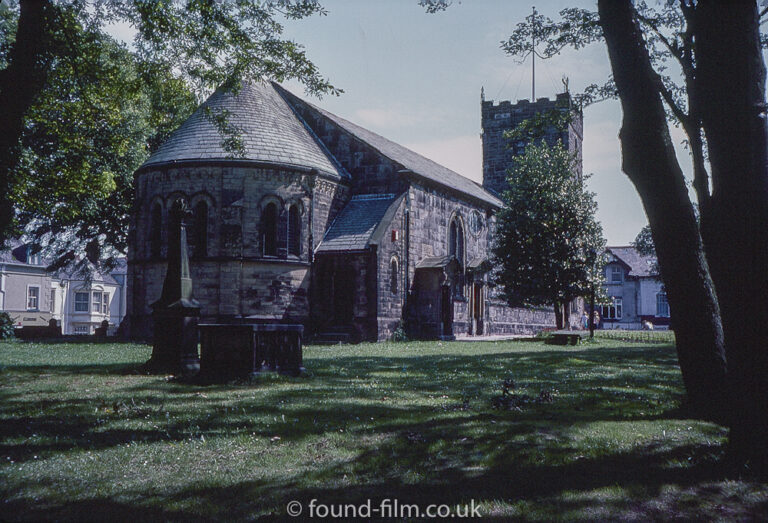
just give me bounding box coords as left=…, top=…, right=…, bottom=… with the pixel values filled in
left=1, top=338, right=767, bottom=521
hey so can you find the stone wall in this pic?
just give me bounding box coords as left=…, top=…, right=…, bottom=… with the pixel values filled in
left=374, top=197, right=408, bottom=341
left=128, top=162, right=348, bottom=339
left=406, top=183, right=493, bottom=337
left=486, top=300, right=555, bottom=335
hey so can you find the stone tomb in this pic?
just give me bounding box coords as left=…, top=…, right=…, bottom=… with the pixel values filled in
left=199, top=323, right=304, bottom=379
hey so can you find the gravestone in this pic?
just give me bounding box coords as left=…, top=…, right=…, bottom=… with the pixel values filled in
left=147, top=199, right=201, bottom=375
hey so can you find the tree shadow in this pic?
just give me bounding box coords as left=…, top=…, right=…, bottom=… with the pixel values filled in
left=3, top=342, right=757, bottom=521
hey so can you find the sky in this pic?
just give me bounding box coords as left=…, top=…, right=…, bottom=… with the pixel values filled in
left=275, top=0, right=699, bottom=246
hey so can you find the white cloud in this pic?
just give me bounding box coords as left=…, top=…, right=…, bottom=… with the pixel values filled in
left=405, top=135, right=483, bottom=183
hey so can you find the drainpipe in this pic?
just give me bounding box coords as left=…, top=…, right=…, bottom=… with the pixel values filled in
left=0, top=264, right=5, bottom=310
left=404, top=189, right=411, bottom=297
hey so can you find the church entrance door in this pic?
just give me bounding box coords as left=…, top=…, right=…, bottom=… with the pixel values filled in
left=332, top=263, right=354, bottom=324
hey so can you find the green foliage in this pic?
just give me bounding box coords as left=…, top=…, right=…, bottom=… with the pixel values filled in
left=0, top=0, right=338, bottom=267
left=493, top=141, right=605, bottom=308
left=504, top=107, right=574, bottom=144
left=391, top=321, right=409, bottom=342
left=633, top=225, right=655, bottom=258
left=632, top=225, right=660, bottom=276
left=0, top=311, right=14, bottom=339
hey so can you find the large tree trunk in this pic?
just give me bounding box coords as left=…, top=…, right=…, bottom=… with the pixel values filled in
left=695, top=1, right=768, bottom=468
left=597, top=0, right=728, bottom=419
left=0, top=0, right=52, bottom=245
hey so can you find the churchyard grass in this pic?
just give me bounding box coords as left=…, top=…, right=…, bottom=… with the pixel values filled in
left=1, top=338, right=766, bottom=521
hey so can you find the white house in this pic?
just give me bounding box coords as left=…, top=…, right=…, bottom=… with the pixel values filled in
left=0, top=242, right=56, bottom=328
left=0, top=241, right=127, bottom=335
left=600, top=246, right=670, bottom=330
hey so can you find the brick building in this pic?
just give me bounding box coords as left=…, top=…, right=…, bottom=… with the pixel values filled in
left=127, top=81, right=554, bottom=341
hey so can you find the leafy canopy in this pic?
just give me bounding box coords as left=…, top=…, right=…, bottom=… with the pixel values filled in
left=492, top=141, right=605, bottom=308
left=0, top=0, right=337, bottom=269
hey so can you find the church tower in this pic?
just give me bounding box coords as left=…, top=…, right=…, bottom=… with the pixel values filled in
left=481, top=92, right=583, bottom=196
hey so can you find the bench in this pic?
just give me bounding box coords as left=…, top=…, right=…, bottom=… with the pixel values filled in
left=199, top=323, right=304, bottom=379
left=546, top=330, right=586, bottom=346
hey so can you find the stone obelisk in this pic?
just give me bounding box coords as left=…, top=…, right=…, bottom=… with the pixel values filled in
left=148, top=199, right=201, bottom=375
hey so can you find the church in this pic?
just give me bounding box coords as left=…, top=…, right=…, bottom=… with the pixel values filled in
left=126, top=81, right=561, bottom=342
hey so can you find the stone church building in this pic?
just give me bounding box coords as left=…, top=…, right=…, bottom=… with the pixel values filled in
left=127, top=81, right=555, bottom=342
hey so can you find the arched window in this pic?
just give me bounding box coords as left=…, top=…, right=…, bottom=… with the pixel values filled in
left=150, top=203, right=162, bottom=258
left=390, top=257, right=399, bottom=295
left=288, top=204, right=301, bottom=256
left=262, top=202, right=278, bottom=256
left=449, top=217, right=465, bottom=299
left=449, top=218, right=464, bottom=265
left=192, top=201, right=208, bottom=258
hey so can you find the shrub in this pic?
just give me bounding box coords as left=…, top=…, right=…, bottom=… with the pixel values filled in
left=0, top=312, right=15, bottom=340
left=391, top=321, right=408, bottom=342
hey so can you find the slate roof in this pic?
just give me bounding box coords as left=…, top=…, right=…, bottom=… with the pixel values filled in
left=0, top=240, right=47, bottom=266
left=416, top=254, right=456, bottom=269
left=273, top=83, right=503, bottom=208
left=141, top=81, right=344, bottom=179
left=606, top=246, right=658, bottom=278
left=52, top=262, right=119, bottom=285
left=0, top=239, right=23, bottom=264
left=316, top=194, right=401, bottom=253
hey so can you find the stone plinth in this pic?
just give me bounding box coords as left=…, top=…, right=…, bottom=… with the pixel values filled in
left=199, top=323, right=304, bottom=379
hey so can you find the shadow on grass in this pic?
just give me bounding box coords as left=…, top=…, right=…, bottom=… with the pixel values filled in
left=4, top=342, right=755, bottom=520
left=1, top=345, right=683, bottom=460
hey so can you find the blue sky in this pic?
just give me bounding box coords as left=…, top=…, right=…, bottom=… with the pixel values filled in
left=278, top=1, right=700, bottom=246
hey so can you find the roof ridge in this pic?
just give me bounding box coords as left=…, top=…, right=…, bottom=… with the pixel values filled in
left=272, top=83, right=502, bottom=208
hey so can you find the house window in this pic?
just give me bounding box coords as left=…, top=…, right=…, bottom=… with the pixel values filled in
left=50, top=289, right=56, bottom=312
left=192, top=201, right=208, bottom=258
left=657, top=292, right=670, bottom=317
left=102, top=292, right=110, bottom=315
left=611, top=265, right=623, bottom=283
left=262, top=202, right=278, bottom=256
left=74, top=292, right=89, bottom=312
left=27, top=286, right=40, bottom=310
left=150, top=203, right=162, bottom=258
left=390, top=258, right=398, bottom=295
left=92, top=291, right=103, bottom=313
left=288, top=204, right=301, bottom=256
left=601, top=297, right=623, bottom=320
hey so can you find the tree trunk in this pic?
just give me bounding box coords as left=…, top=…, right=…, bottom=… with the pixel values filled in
left=553, top=302, right=564, bottom=330
left=695, top=1, right=768, bottom=468
left=0, top=0, right=52, bottom=245
left=597, top=0, right=728, bottom=419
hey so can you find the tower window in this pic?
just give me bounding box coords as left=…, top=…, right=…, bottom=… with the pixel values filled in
left=262, top=202, right=278, bottom=257
left=288, top=204, right=301, bottom=256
